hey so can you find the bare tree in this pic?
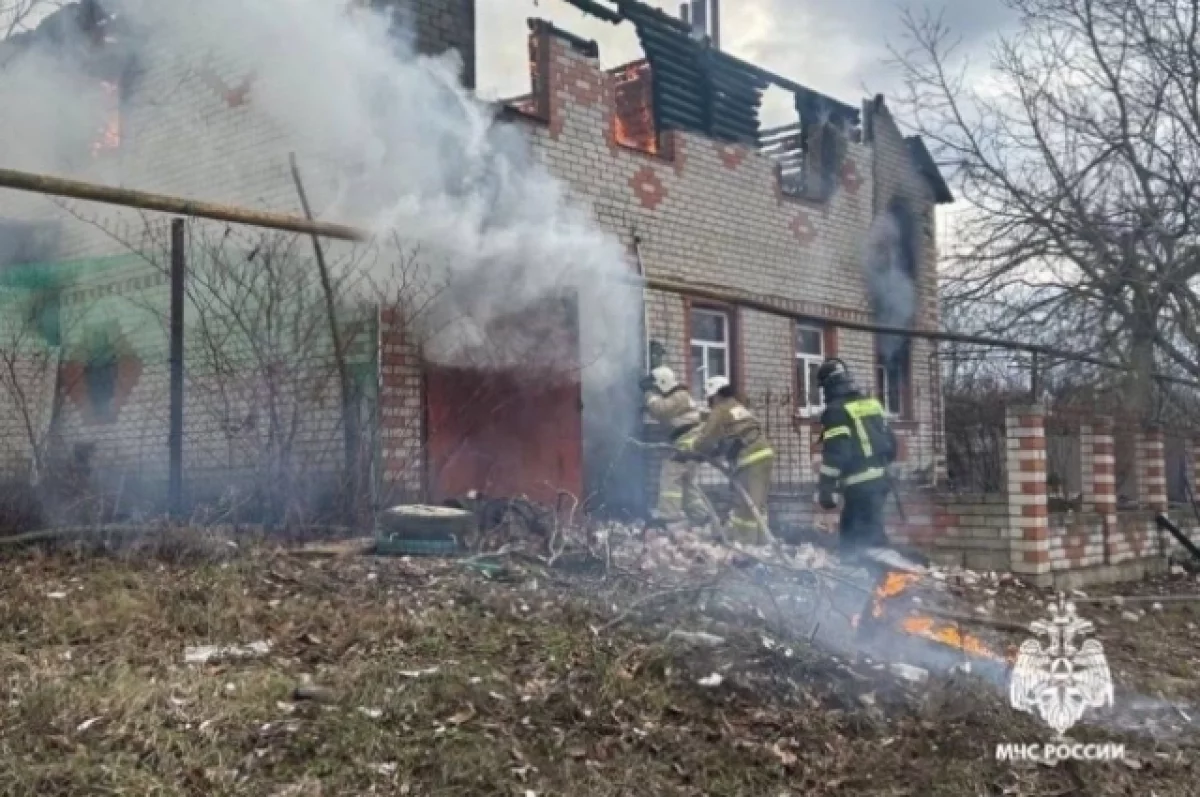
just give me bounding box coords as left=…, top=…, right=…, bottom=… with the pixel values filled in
left=0, top=0, right=59, bottom=41
left=0, top=286, right=59, bottom=482
left=893, top=0, right=1200, bottom=418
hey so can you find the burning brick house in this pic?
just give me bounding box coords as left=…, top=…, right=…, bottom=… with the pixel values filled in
left=2, top=0, right=1198, bottom=587
left=0, top=0, right=951, bottom=520
left=11, top=0, right=1196, bottom=590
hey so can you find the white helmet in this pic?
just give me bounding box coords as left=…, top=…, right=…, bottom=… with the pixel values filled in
left=704, top=375, right=730, bottom=399
left=651, top=366, right=678, bottom=393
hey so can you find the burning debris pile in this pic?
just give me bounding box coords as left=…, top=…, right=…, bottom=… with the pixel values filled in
left=422, top=494, right=1015, bottom=682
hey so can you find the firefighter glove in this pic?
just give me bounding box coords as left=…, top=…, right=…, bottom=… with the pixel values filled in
left=638, top=374, right=657, bottom=392
left=818, top=489, right=838, bottom=510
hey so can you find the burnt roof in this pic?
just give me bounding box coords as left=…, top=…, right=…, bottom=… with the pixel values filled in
left=561, top=0, right=859, bottom=148
left=905, top=136, right=954, bottom=205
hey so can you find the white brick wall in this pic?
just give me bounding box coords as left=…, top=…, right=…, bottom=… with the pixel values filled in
left=0, top=17, right=948, bottom=508
left=518, top=31, right=946, bottom=488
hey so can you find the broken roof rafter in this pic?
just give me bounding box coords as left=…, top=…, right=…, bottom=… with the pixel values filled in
left=558, top=0, right=860, bottom=147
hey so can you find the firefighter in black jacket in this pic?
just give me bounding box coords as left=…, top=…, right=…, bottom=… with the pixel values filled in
left=815, top=358, right=898, bottom=555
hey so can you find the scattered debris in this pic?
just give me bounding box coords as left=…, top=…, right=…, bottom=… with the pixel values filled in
left=292, top=684, right=336, bottom=703
left=1122, top=610, right=1141, bottom=623
left=75, top=717, right=102, bottom=733
left=2, top=531, right=1197, bottom=795
left=890, top=663, right=929, bottom=684
left=184, top=640, right=271, bottom=665
left=666, top=630, right=726, bottom=648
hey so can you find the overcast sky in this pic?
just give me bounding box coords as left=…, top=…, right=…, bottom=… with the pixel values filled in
left=476, top=0, right=1017, bottom=125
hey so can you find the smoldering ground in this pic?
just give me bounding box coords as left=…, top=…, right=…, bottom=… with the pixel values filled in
left=2, top=532, right=1197, bottom=795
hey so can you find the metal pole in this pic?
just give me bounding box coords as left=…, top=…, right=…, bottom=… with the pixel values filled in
left=169, top=218, right=185, bottom=517
left=1030, top=351, right=1041, bottom=402
left=0, top=166, right=1194, bottom=390
left=0, top=167, right=367, bottom=241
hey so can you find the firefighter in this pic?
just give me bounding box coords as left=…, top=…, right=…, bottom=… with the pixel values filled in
left=639, top=365, right=707, bottom=525
left=815, top=357, right=901, bottom=559
left=679, top=376, right=775, bottom=545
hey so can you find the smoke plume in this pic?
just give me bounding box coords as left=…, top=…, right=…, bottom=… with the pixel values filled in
left=863, top=197, right=918, bottom=360
left=0, top=0, right=639, bottom=386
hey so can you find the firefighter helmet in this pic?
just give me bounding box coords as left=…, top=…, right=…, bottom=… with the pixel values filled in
left=816, top=358, right=854, bottom=396
left=651, top=366, right=678, bottom=393
left=704, top=375, right=730, bottom=399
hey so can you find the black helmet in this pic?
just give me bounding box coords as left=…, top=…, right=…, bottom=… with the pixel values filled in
left=816, top=358, right=855, bottom=399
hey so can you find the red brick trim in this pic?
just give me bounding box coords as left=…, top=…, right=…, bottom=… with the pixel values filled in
left=714, top=141, right=747, bottom=170
left=629, top=165, right=667, bottom=210
left=823, top=325, right=839, bottom=357
left=733, top=305, right=746, bottom=398
left=682, top=296, right=694, bottom=391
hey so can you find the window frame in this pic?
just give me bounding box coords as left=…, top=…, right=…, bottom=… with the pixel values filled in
left=686, top=301, right=737, bottom=401
left=793, top=322, right=826, bottom=418
left=875, top=339, right=912, bottom=420
left=791, top=320, right=837, bottom=420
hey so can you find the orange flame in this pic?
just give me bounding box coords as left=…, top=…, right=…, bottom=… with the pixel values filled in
left=91, top=80, right=121, bottom=157
left=867, top=570, right=1004, bottom=661
left=870, top=571, right=921, bottom=617
left=612, top=62, right=658, bottom=154
left=900, top=616, right=1005, bottom=661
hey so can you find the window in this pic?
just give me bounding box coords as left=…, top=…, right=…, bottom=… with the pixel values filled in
left=794, top=324, right=825, bottom=415
left=689, top=307, right=730, bottom=401
left=876, top=338, right=910, bottom=417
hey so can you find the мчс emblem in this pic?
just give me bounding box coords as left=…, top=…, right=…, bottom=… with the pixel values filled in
left=1009, top=595, right=1114, bottom=736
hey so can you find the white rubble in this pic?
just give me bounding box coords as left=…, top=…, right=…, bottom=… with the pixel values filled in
left=184, top=640, right=271, bottom=665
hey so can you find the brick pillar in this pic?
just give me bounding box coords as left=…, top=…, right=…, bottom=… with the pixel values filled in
left=1005, top=404, right=1051, bottom=582
left=1080, top=418, right=1116, bottom=513
left=1136, top=425, right=1167, bottom=512
left=379, top=308, right=423, bottom=500
left=1082, top=417, right=1118, bottom=562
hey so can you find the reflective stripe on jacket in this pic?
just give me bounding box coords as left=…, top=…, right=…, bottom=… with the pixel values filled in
left=818, top=394, right=895, bottom=491
left=681, top=396, right=774, bottom=470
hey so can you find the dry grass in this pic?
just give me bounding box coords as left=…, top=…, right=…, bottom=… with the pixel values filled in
left=0, top=538, right=1197, bottom=796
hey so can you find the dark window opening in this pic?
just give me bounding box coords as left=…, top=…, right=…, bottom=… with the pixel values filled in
left=876, top=337, right=910, bottom=418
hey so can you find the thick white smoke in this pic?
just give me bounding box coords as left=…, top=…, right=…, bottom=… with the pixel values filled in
left=1, top=0, right=639, bottom=386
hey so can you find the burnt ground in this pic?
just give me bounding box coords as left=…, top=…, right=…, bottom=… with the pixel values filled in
left=1, top=532, right=1198, bottom=796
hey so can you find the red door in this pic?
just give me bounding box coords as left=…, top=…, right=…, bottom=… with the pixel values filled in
left=424, top=297, right=582, bottom=506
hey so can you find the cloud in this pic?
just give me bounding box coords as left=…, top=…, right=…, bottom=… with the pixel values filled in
left=476, top=0, right=1017, bottom=110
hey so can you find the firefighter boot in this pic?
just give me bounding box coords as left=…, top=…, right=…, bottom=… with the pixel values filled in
left=728, top=456, right=774, bottom=545
left=654, top=456, right=691, bottom=524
